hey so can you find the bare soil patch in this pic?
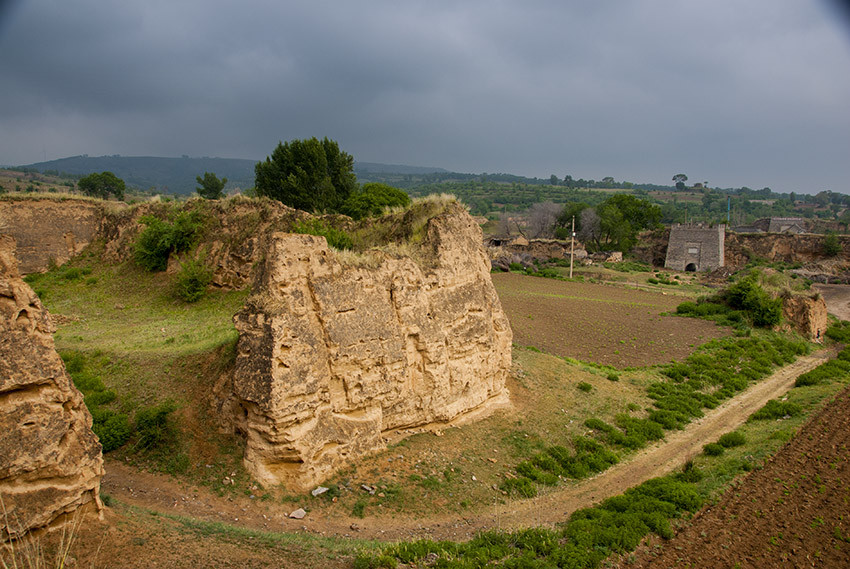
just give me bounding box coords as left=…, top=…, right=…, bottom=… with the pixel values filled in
left=813, top=283, right=850, bottom=321
left=493, top=272, right=728, bottom=367
left=622, top=379, right=850, bottom=569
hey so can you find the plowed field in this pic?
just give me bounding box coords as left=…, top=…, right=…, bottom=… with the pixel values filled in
left=623, top=383, right=850, bottom=569
left=492, top=272, right=728, bottom=367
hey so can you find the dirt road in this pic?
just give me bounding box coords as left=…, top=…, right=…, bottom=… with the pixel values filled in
left=101, top=347, right=836, bottom=543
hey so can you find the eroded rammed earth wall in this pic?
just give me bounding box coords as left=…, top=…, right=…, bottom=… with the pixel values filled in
left=224, top=204, right=512, bottom=491
left=0, top=235, right=103, bottom=538
left=0, top=199, right=110, bottom=274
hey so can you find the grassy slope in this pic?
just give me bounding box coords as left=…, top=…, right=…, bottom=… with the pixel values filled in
left=27, top=252, right=251, bottom=488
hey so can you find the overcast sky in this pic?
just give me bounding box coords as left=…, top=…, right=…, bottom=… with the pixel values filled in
left=1, top=1, right=849, bottom=193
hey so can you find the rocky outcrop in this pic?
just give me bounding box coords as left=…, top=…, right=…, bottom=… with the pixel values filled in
left=0, top=235, right=103, bottom=538
left=782, top=294, right=828, bottom=341
left=225, top=203, right=512, bottom=491
left=0, top=198, right=113, bottom=274
left=725, top=233, right=850, bottom=269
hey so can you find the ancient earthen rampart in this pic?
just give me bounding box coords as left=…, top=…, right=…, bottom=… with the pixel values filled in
left=223, top=204, right=512, bottom=490
left=0, top=235, right=103, bottom=538
left=0, top=198, right=111, bottom=274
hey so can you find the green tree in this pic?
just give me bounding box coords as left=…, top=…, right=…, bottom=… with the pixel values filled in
left=555, top=202, right=590, bottom=239
left=254, top=137, right=356, bottom=212
left=340, top=182, right=410, bottom=220
left=823, top=231, right=842, bottom=257
left=588, top=195, right=661, bottom=251
left=77, top=171, right=125, bottom=200
left=195, top=172, right=227, bottom=200
left=673, top=173, right=688, bottom=191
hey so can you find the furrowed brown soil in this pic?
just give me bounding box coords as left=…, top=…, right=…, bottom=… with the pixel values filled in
left=492, top=272, right=728, bottom=367
left=622, top=382, right=850, bottom=569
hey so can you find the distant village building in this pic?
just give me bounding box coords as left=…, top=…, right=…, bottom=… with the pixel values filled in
left=731, top=217, right=808, bottom=235
left=664, top=224, right=726, bottom=272
left=766, top=217, right=807, bottom=234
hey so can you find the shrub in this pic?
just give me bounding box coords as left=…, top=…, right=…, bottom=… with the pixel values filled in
left=91, top=408, right=131, bottom=452
left=823, top=231, right=842, bottom=257
left=607, top=373, right=620, bottom=382
left=825, top=321, right=850, bottom=343
left=703, top=443, right=725, bottom=456
left=134, top=210, right=206, bottom=271
left=725, top=273, right=783, bottom=327
left=134, top=216, right=176, bottom=271
left=291, top=218, right=353, bottom=250
left=577, top=381, right=593, bottom=393
left=500, top=476, right=537, bottom=498
left=175, top=257, right=213, bottom=302
left=750, top=399, right=802, bottom=421
left=134, top=401, right=179, bottom=451
left=516, top=461, right=559, bottom=485
left=718, top=431, right=746, bottom=448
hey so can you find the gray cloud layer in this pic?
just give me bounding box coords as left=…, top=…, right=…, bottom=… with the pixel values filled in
left=1, top=0, right=849, bottom=192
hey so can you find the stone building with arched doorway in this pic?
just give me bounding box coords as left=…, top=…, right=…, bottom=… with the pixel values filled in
left=664, top=223, right=725, bottom=272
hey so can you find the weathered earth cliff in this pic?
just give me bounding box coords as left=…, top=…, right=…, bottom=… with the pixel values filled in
left=725, top=232, right=850, bottom=269
left=0, top=198, right=112, bottom=274
left=222, top=203, right=512, bottom=490
left=782, top=293, right=828, bottom=341
left=0, top=235, right=103, bottom=538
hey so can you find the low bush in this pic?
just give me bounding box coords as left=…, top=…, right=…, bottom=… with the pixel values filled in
left=703, top=443, right=725, bottom=456
left=91, top=408, right=131, bottom=452
left=134, top=400, right=179, bottom=451
left=577, top=381, right=593, bottom=393
left=291, top=218, right=353, bottom=250
left=175, top=257, right=213, bottom=302
left=795, top=349, right=850, bottom=386
left=500, top=476, right=537, bottom=498
left=134, top=210, right=207, bottom=271
left=749, top=399, right=802, bottom=421
left=718, top=431, right=746, bottom=448
left=825, top=320, right=850, bottom=343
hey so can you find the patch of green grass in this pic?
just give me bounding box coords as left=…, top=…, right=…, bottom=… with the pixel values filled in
left=363, top=475, right=702, bottom=568
left=749, top=399, right=803, bottom=421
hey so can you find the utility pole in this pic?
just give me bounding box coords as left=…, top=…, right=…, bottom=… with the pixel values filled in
left=569, top=215, right=575, bottom=279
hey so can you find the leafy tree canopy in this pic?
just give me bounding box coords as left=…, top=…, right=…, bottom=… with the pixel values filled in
left=195, top=172, right=227, bottom=200
left=254, top=137, right=357, bottom=213
left=340, top=182, right=410, bottom=220
left=78, top=171, right=125, bottom=200
left=557, top=195, right=661, bottom=251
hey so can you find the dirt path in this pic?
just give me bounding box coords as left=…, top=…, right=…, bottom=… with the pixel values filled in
left=101, top=347, right=836, bottom=543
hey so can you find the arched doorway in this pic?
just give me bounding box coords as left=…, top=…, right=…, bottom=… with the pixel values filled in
left=685, top=263, right=697, bottom=272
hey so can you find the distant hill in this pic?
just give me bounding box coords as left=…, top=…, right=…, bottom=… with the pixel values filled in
left=353, top=162, right=448, bottom=175
left=17, top=155, right=451, bottom=195
left=19, top=155, right=257, bottom=195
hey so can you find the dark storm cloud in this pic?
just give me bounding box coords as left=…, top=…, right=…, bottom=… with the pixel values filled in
left=0, top=0, right=848, bottom=192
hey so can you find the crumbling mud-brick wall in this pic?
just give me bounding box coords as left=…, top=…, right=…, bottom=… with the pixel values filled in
left=0, top=198, right=111, bottom=274
left=0, top=235, right=103, bottom=538
left=224, top=204, right=512, bottom=491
